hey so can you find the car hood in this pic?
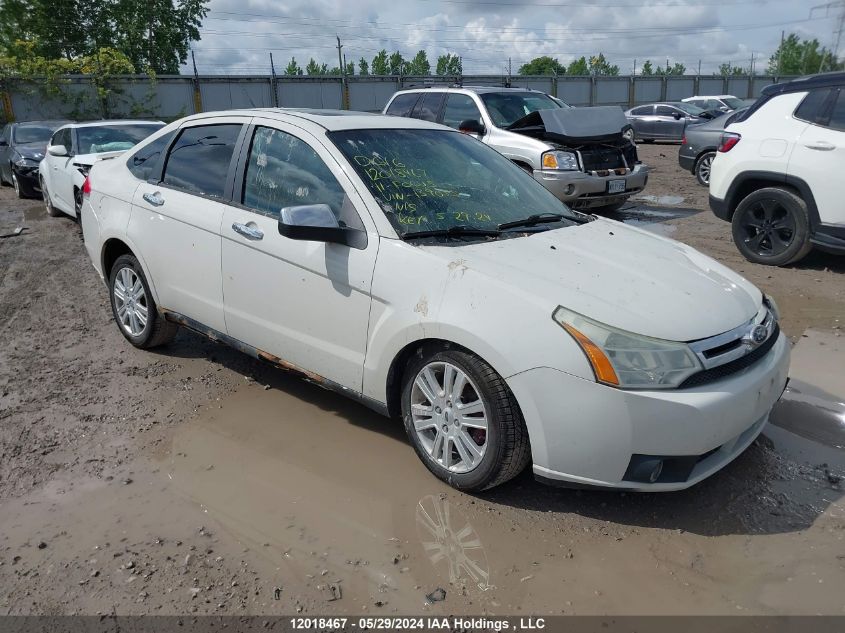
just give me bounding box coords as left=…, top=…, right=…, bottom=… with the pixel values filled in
left=15, top=142, right=46, bottom=161
left=419, top=218, right=761, bottom=342
left=72, top=150, right=127, bottom=166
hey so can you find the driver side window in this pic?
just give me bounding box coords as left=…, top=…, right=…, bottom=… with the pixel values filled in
left=242, top=126, right=348, bottom=222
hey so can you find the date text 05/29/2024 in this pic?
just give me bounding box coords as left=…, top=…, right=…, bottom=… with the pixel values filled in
left=289, top=617, right=547, bottom=631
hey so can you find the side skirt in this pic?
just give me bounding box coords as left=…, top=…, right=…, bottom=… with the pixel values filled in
left=161, top=309, right=390, bottom=417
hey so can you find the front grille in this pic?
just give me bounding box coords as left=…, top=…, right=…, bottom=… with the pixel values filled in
left=680, top=324, right=780, bottom=388
left=579, top=146, right=626, bottom=172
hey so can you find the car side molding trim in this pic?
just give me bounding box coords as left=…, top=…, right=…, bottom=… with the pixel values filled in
left=160, top=309, right=390, bottom=417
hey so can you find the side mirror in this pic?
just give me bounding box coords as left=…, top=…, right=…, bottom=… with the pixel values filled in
left=278, top=203, right=366, bottom=249
left=0, top=139, right=7, bottom=147
left=47, top=144, right=68, bottom=157
left=672, top=112, right=682, bottom=120
left=458, top=119, right=485, bottom=135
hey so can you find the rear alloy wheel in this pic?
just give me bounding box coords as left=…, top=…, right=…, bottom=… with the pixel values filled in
left=401, top=348, right=530, bottom=491
left=694, top=151, right=715, bottom=186
left=42, top=178, right=61, bottom=217
left=731, top=187, right=812, bottom=266
left=109, top=254, right=178, bottom=348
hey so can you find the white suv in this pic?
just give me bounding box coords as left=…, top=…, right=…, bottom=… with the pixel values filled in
left=709, top=72, right=845, bottom=266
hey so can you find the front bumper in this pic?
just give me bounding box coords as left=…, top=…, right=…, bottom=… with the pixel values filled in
left=507, top=332, right=790, bottom=491
left=533, top=164, right=649, bottom=209
left=12, top=165, right=41, bottom=195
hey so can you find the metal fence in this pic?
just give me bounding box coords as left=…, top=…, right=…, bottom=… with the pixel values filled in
left=1, top=74, right=797, bottom=122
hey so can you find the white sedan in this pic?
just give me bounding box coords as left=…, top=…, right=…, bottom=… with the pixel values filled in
left=40, top=120, right=163, bottom=218
left=80, top=109, right=789, bottom=492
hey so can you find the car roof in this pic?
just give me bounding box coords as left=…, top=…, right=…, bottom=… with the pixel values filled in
left=182, top=108, right=448, bottom=132
left=64, top=120, right=165, bottom=129
left=393, top=86, right=544, bottom=95
left=682, top=95, right=736, bottom=100
left=761, top=71, right=845, bottom=97
left=11, top=120, right=72, bottom=127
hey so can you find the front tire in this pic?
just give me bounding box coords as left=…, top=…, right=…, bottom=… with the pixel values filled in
left=401, top=347, right=530, bottom=491
left=12, top=173, right=25, bottom=199
left=41, top=177, right=62, bottom=217
left=109, top=254, right=178, bottom=348
left=694, top=151, right=715, bottom=186
left=731, top=187, right=812, bottom=266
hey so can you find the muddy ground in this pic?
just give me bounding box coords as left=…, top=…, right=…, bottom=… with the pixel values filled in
left=0, top=145, right=843, bottom=616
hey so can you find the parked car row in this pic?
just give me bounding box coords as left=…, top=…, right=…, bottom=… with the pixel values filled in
left=66, top=101, right=789, bottom=493
left=0, top=119, right=164, bottom=215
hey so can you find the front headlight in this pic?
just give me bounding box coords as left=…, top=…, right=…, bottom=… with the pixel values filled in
left=553, top=306, right=702, bottom=389
left=763, top=294, right=780, bottom=322
left=541, top=150, right=578, bottom=171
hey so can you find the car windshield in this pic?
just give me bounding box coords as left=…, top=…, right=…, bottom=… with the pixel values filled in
left=723, top=97, right=745, bottom=109
left=13, top=125, right=56, bottom=144
left=480, top=92, right=563, bottom=127
left=329, top=128, right=583, bottom=238
left=675, top=102, right=705, bottom=115
left=76, top=123, right=164, bottom=154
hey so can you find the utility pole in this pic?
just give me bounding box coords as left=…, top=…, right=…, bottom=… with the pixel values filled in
left=632, top=58, right=637, bottom=75
left=190, top=50, right=203, bottom=114
left=777, top=30, right=785, bottom=76
left=336, top=35, right=348, bottom=110
left=697, top=59, right=701, bottom=76
left=750, top=52, right=755, bottom=75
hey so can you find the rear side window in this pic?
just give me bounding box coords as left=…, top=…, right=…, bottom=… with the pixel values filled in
left=655, top=105, right=677, bottom=116
left=631, top=106, right=652, bottom=115
left=127, top=131, right=175, bottom=181
left=385, top=93, right=420, bottom=117
left=794, top=88, right=832, bottom=124
left=442, top=94, right=482, bottom=128
left=828, top=89, right=845, bottom=131
left=411, top=92, right=445, bottom=122
left=162, top=124, right=242, bottom=198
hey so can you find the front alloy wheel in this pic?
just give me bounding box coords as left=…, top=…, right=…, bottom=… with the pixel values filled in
left=411, top=361, right=489, bottom=473
left=401, top=348, right=531, bottom=491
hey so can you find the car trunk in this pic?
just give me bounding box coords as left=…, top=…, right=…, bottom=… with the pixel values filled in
left=508, top=106, right=639, bottom=174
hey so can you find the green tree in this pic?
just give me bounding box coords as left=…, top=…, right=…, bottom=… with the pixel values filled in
left=655, top=62, right=686, bottom=76
left=588, top=53, right=619, bottom=76
left=406, top=50, right=430, bottom=75
left=518, top=56, right=566, bottom=75
left=567, top=56, right=589, bottom=75
left=283, top=57, right=302, bottom=76
left=640, top=60, right=654, bottom=76
left=358, top=57, right=369, bottom=76
left=388, top=51, right=405, bottom=75
left=305, top=58, right=328, bottom=76
left=371, top=49, right=389, bottom=75
left=718, top=63, right=746, bottom=76
left=0, top=0, right=208, bottom=74
left=767, top=33, right=843, bottom=74
left=345, top=61, right=355, bottom=76
left=435, top=53, right=461, bottom=75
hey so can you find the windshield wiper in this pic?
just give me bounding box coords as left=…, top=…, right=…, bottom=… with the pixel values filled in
left=497, top=213, right=565, bottom=231
left=402, top=225, right=501, bottom=240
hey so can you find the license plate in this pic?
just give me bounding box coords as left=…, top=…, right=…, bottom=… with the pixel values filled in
left=607, top=179, right=626, bottom=194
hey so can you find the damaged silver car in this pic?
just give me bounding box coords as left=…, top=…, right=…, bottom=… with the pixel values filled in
left=384, top=86, right=648, bottom=212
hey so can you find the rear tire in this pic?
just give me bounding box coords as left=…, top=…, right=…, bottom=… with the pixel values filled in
left=109, top=254, right=178, bottom=348
left=401, top=346, right=531, bottom=492
left=694, top=151, right=715, bottom=187
left=731, top=187, right=812, bottom=266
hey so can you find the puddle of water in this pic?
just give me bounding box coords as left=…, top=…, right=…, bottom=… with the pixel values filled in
left=769, top=379, right=845, bottom=450
left=632, top=194, right=686, bottom=207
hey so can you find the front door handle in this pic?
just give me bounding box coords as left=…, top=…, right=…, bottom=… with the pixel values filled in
left=142, top=191, right=165, bottom=207
left=804, top=141, right=835, bottom=151
left=232, top=222, right=264, bottom=240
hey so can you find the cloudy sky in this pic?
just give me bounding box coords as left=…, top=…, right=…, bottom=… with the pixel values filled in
left=188, top=0, right=840, bottom=75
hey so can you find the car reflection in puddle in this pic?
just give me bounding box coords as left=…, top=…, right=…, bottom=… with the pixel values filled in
left=416, top=494, right=491, bottom=590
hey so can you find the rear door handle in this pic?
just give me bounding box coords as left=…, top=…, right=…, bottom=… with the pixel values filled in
left=804, top=141, right=835, bottom=151
left=232, top=222, right=264, bottom=240
left=142, top=191, right=165, bottom=206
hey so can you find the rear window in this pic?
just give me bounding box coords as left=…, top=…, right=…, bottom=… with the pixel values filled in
left=127, top=131, right=175, bottom=181
left=410, top=93, right=445, bottom=122
left=385, top=93, right=420, bottom=117
left=162, top=124, right=242, bottom=198
left=77, top=124, right=164, bottom=154
left=794, top=88, right=832, bottom=124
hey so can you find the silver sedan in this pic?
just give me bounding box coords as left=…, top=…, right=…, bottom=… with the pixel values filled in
left=624, top=102, right=709, bottom=142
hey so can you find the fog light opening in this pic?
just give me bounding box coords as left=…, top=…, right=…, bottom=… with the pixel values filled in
left=564, top=184, right=575, bottom=196
left=648, top=460, right=663, bottom=483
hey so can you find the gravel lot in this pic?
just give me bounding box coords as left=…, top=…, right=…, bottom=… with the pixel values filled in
left=0, top=145, right=843, bottom=616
